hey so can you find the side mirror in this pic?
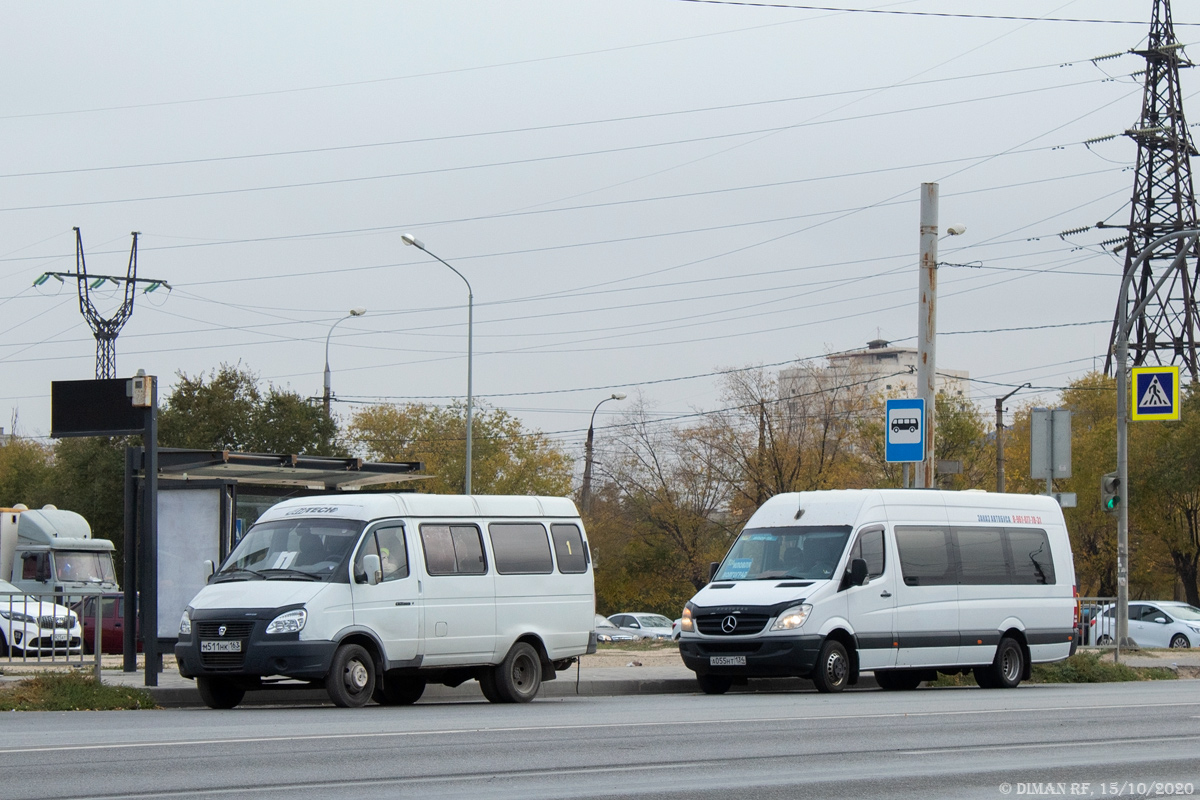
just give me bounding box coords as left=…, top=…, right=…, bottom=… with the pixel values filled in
left=36, top=554, right=51, bottom=583
left=1154, top=617, right=1168, bottom=624
left=363, top=554, right=382, bottom=586
left=203, top=560, right=216, bottom=579
left=709, top=561, right=720, bottom=582
left=849, top=558, right=869, bottom=587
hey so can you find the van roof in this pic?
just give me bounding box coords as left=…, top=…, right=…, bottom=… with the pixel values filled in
left=257, top=493, right=580, bottom=523
left=750, top=489, right=1063, bottom=528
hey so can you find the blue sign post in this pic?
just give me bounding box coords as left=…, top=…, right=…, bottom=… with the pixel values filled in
left=885, top=398, right=926, bottom=464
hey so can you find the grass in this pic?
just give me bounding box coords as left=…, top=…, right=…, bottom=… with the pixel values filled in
left=598, top=639, right=678, bottom=651
left=0, top=672, right=158, bottom=711
left=929, top=651, right=1178, bottom=687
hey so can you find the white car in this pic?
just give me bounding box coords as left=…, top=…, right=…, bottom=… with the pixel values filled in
left=1088, top=601, right=1200, bottom=648
left=594, top=614, right=637, bottom=644
left=0, top=579, right=83, bottom=657
left=608, top=612, right=674, bottom=641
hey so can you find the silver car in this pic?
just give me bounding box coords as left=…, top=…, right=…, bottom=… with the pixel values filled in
left=1088, top=601, right=1200, bottom=648
left=594, top=614, right=637, bottom=643
left=608, top=612, right=674, bottom=641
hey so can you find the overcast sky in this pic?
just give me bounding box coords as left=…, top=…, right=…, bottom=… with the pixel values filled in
left=0, top=1, right=1190, bottom=465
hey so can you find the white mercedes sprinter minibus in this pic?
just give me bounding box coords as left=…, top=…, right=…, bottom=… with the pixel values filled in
left=679, top=490, right=1076, bottom=694
left=176, top=494, right=595, bottom=709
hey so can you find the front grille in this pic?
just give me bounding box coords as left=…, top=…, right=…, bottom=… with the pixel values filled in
left=39, top=615, right=73, bottom=629
left=196, top=620, right=255, bottom=638
left=200, top=651, right=245, bottom=670
left=696, top=613, right=770, bottom=636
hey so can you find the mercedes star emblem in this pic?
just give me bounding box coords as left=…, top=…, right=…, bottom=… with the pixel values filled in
left=721, top=615, right=738, bottom=633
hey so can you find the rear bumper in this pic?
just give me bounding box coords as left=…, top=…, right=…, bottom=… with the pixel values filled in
left=679, top=635, right=824, bottom=678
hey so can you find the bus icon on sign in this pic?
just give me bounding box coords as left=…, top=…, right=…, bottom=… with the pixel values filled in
left=891, top=417, right=919, bottom=433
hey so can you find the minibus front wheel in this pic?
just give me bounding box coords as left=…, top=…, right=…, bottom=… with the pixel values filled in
left=811, top=639, right=850, bottom=693
left=326, top=643, right=377, bottom=708
left=197, top=676, right=245, bottom=709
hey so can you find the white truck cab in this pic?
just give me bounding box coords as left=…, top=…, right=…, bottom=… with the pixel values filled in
left=176, top=493, right=595, bottom=709
left=0, top=506, right=118, bottom=596
left=679, top=490, right=1076, bottom=693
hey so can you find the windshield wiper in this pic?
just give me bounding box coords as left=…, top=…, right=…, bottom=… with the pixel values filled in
left=258, top=568, right=323, bottom=582
left=213, top=568, right=265, bottom=583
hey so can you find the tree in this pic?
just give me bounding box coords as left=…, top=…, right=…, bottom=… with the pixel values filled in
left=158, top=364, right=337, bottom=455
left=346, top=401, right=572, bottom=496
left=0, top=436, right=54, bottom=509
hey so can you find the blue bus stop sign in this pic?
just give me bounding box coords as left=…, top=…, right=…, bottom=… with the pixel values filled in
left=885, top=398, right=926, bottom=463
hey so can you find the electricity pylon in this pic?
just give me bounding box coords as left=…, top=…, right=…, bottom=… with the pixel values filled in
left=1106, top=0, right=1200, bottom=381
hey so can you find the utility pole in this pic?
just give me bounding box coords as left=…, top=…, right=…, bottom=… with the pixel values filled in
left=916, top=183, right=938, bottom=488
left=35, top=229, right=168, bottom=379
left=1105, top=0, right=1200, bottom=382
left=994, top=383, right=1030, bottom=493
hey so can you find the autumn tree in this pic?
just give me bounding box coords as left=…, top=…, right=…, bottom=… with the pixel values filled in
left=346, top=401, right=572, bottom=496
left=159, top=363, right=337, bottom=455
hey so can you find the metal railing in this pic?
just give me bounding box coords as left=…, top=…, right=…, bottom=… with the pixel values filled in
left=1078, top=596, right=1118, bottom=650
left=0, top=590, right=106, bottom=682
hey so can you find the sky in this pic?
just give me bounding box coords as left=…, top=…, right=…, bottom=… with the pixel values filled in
left=0, top=1, right=1192, bottom=469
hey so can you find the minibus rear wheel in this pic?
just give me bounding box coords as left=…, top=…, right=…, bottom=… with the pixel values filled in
left=197, top=676, right=245, bottom=709
left=493, top=642, right=542, bottom=703
left=326, top=643, right=377, bottom=708
left=974, top=637, right=1023, bottom=689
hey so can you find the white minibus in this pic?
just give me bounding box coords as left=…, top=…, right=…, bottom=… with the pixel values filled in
left=679, top=490, right=1076, bottom=693
left=176, top=494, right=595, bottom=709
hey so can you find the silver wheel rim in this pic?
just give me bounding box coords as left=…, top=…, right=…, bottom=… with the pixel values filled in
left=345, top=659, right=369, bottom=692
left=1000, top=646, right=1020, bottom=683
left=1171, top=636, right=1188, bottom=649
left=826, top=650, right=847, bottom=685
left=512, top=652, right=537, bottom=694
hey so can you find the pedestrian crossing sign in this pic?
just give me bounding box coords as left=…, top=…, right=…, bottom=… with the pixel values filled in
left=1131, top=366, right=1180, bottom=421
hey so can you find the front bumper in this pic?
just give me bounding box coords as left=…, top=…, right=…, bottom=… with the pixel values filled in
left=679, top=634, right=824, bottom=678
left=175, top=607, right=336, bottom=681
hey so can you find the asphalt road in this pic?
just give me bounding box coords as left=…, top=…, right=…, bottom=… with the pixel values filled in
left=2, top=682, right=1198, bottom=800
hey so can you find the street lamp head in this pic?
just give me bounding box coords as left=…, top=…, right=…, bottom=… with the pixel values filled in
left=401, top=233, right=424, bottom=249
left=349, top=307, right=366, bottom=317
left=611, top=393, right=627, bottom=401
left=945, top=224, right=967, bottom=236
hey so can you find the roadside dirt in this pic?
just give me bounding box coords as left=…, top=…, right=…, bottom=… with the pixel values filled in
left=580, top=643, right=685, bottom=669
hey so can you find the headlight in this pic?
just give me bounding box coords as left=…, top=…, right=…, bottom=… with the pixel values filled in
left=681, top=603, right=694, bottom=632
left=0, top=610, right=36, bottom=624
left=266, top=608, right=307, bottom=635
left=179, top=609, right=192, bottom=636
left=770, top=604, right=813, bottom=631
left=597, top=632, right=612, bottom=642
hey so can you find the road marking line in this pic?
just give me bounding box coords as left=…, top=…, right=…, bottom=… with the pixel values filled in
left=1, top=700, right=1197, bottom=756
left=902, top=733, right=1200, bottom=755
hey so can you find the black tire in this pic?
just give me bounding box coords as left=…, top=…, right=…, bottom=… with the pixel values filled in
left=0, top=632, right=8, bottom=658
left=478, top=671, right=504, bottom=703
left=491, top=642, right=542, bottom=703
left=196, top=676, right=246, bottom=709
left=874, top=669, right=923, bottom=691
left=697, top=673, right=732, bottom=695
left=976, top=637, right=1023, bottom=689
left=811, top=639, right=850, bottom=693
left=1097, top=634, right=1113, bottom=645
left=373, top=676, right=426, bottom=706
left=325, top=643, right=376, bottom=708
left=1170, top=634, right=1190, bottom=649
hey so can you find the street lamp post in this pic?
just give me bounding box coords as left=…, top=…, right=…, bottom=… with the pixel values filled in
left=1113, top=228, right=1200, bottom=651
left=580, top=393, right=626, bottom=514
left=994, top=382, right=1031, bottom=493
left=401, top=233, right=475, bottom=494
left=323, top=308, right=366, bottom=416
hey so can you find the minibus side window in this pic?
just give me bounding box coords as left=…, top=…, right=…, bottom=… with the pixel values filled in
left=550, top=524, right=588, bottom=574
left=488, top=523, right=553, bottom=575
left=1005, top=528, right=1055, bottom=585
left=846, top=529, right=885, bottom=580
left=420, top=524, right=488, bottom=576
left=895, top=526, right=955, bottom=586
left=954, top=527, right=1010, bottom=585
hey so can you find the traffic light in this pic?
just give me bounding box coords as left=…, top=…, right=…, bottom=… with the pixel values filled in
left=1101, top=472, right=1120, bottom=514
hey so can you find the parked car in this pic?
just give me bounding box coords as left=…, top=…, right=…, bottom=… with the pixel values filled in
left=594, top=614, right=637, bottom=644
left=71, top=594, right=140, bottom=655
left=0, top=579, right=83, bottom=657
left=608, top=612, right=674, bottom=640
left=1088, top=601, right=1200, bottom=648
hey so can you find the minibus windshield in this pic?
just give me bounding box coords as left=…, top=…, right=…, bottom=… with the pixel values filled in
left=714, top=525, right=853, bottom=581
left=217, top=519, right=366, bottom=582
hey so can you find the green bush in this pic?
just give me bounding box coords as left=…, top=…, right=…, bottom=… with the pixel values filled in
left=0, top=673, right=158, bottom=711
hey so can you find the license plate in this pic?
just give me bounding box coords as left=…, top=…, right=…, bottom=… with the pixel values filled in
left=200, top=640, right=242, bottom=653
left=709, top=655, right=745, bottom=666
left=53, top=631, right=69, bottom=642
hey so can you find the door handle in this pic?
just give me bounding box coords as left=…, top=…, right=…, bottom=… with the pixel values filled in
left=880, top=590, right=892, bottom=598
left=395, top=601, right=413, bottom=606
